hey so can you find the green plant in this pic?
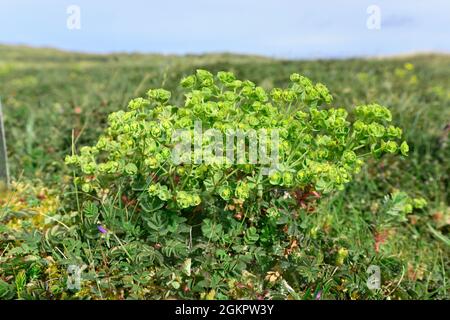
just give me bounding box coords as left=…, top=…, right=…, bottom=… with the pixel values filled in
left=64, top=70, right=409, bottom=298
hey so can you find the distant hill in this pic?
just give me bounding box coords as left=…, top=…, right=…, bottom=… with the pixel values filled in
left=1, top=43, right=449, bottom=65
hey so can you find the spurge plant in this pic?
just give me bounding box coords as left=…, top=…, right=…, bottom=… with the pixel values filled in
left=65, top=69, right=408, bottom=298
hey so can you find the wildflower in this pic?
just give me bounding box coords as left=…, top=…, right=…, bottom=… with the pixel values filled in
left=157, top=185, right=171, bottom=201
left=282, top=171, right=294, bottom=186
left=382, top=140, right=398, bottom=153
left=218, top=185, right=232, bottom=201
left=147, top=88, right=171, bottom=103
left=235, top=181, right=252, bottom=201
left=124, top=163, right=138, bottom=175
left=315, top=290, right=322, bottom=300
left=400, top=141, right=409, bottom=156
left=97, top=225, right=108, bottom=234
left=81, top=183, right=92, bottom=193
left=269, top=170, right=282, bottom=185
left=128, top=97, right=150, bottom=110
left=180, top=75, right=196, bottom=88
left=217, top=71, right=236, bottom=85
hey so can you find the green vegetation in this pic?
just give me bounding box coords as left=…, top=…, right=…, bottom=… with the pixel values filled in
left=0, top=45, right=449, bottom=300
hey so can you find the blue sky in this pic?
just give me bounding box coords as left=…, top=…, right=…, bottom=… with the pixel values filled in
left=0, top=0, right=449, bottom=58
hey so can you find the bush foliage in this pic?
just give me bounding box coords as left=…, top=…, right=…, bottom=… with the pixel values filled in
left=62, top=70, right=409, bottom=298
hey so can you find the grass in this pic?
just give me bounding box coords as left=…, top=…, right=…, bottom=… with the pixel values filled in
left=0, top=44, right=449, bottom=299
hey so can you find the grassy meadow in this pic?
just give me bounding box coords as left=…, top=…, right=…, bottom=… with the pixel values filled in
left=0, top=45, right=448, bottom=299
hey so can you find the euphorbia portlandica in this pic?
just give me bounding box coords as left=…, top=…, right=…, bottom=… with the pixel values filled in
left=65, top=70, right=408, bottom=298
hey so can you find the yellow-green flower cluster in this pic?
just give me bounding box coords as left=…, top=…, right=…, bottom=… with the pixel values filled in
left=66, top=70, right=408, bottom=210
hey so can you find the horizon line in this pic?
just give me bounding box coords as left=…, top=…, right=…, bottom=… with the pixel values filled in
left=1, top=42, right=449, bottom=62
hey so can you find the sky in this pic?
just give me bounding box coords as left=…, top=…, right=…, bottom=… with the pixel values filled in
left=0, top=0, right=449, bottom=59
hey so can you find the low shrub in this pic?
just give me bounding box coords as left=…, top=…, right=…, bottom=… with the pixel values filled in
left=65, top=70, right=408, bottom=298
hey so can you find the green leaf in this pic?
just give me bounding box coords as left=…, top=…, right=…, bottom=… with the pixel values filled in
left=244, top=227, right=259, bottom=244
left=201, top=219, right=223, bottom=242
left=0, top=279, right=15, bottom=300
